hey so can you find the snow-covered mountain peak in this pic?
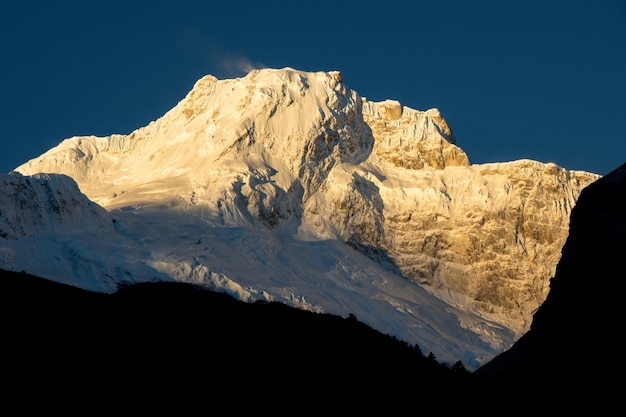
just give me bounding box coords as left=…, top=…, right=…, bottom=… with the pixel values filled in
left=8, top=67, right=602, bottom=368
left=164, top=67, right=369, bottom=165
left=16, top=68, right=460, bottom=221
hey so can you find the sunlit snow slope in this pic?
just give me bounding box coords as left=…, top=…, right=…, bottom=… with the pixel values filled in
left=10, top=67, right=600, bottom=368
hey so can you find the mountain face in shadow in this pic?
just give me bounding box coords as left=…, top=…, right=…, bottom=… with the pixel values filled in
left=474, top=162, right=626, bottom=404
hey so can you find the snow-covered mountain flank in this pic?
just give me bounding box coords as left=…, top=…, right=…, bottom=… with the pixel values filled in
left=0, top=172, right=173, bottom=291
left=6, top=67, right=599, bottom=368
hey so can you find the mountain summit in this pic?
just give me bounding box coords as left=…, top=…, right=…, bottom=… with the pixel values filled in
left=9, top=67, right=599, bottom=368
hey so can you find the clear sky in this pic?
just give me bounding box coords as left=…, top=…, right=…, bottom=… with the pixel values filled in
left=1, top=0, right=625, bottom=176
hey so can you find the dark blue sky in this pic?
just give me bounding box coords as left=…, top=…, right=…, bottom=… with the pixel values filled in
left=2, top=0, right=625, bottom=175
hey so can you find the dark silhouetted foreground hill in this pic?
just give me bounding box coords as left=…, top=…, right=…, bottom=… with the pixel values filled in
left=0, top=268, right=473, bottom=412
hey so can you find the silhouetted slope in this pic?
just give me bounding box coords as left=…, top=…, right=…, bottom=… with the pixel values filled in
left=0, top=269, right=473, bottom=411
left=474, top=162, right=626, bottom=405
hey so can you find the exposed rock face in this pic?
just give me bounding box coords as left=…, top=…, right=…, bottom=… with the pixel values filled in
left=362, top=99, right=469, bottom=169
left=14, top=67, right=599, bottom=343
left=309, top=157, right=597, bottom=335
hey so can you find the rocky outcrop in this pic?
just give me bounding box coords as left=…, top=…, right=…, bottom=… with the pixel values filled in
left=362, top=99, right=470, bottom=169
